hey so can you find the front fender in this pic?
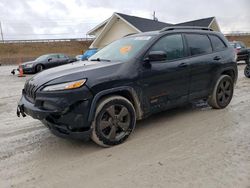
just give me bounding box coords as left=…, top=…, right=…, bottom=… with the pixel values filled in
left=87, top=86, right=143, bottom=123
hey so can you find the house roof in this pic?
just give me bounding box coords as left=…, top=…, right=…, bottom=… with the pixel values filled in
left=175, top=17, right=215, bottom=27
left=116, top=13, right=173, bottom=32
left=88, top=13, right=219, bottom=48
left=88, top=13, right=216, bottom=36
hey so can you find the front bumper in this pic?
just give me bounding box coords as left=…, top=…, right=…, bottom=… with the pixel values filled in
left=17, top=87, right=93, bottom=140
left=19, top=65, right=35, bottom=74
left=42, top=119, right=92, bottom=141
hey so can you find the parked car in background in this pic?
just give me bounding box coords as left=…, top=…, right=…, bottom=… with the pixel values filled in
left=19, top=53, right=77, bottom=74
left=229, top=41, right=250, bottom=63
left=17, top=27, right=237, bottom=147
left=81, top=48, right=98, bottom=61
left=75, top=55, right=83, bottom=61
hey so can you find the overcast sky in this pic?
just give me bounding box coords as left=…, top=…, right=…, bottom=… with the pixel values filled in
left=0, top=0, right=249, bottom=40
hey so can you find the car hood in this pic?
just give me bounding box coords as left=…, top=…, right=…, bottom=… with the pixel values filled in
left=28, top=60, right=124, bottom=87
left=21, top=61, right=35, bottom=66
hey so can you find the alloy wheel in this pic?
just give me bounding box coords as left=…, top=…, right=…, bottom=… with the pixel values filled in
left=99, top=104, right=131, bottom=141
left=245, top=65, right=250, bottom=78
left=216, top=79, right=233, bottom=106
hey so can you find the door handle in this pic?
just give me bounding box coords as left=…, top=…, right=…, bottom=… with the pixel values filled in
left=178, top=63, right=188, bottom=68
left=213, top=56, right=221, bottom=61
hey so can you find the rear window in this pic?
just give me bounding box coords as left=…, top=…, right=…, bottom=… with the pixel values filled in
left=185, top=34, right=212, bottom=56
left=209, top=35, right=226, bottom=51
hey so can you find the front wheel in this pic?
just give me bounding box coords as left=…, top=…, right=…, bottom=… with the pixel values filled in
left=208, top=75, right=234, bottom=109
left=244, top=65, right=250, bottom=78
left=91, top=96, right=136, bottom=147
left=35, top=64, right=44, bottom=73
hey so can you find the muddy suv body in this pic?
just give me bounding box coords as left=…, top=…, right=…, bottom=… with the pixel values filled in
left=17, top=27, right=238, bottom=147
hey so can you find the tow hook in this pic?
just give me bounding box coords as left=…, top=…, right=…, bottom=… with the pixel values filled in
left=17, top=105, right=26, bottom=117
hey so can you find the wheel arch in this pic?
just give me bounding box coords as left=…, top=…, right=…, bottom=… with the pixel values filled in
left=209, top=67, right=237, bottom=97
left=88, top=87, right=143, bottom=123
left=35, top=63, right=45, bottom=72
left=220, top=68, right=237, bottom=83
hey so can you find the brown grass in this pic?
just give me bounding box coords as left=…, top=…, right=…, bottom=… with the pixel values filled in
left=0, top=40, right=92, bottom=65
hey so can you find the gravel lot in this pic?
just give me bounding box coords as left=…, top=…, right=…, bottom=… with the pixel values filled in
left=0, top=65, right=250, bottom=188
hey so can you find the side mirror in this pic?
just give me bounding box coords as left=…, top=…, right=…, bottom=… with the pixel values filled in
left=48, top=58, right=52, bottom=62
left=145, top=51, right=167, bottom=62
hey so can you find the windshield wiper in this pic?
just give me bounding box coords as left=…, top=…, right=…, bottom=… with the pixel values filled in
left=90, top=58, right=111, bottom=62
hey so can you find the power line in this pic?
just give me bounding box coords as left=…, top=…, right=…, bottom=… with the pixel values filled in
left=1, top=19, right=101, bottom=24
left=4, top=32, right=87, bottom=36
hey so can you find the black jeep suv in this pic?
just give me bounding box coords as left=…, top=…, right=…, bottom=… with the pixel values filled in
left=17, top=27, right=238, bottom=147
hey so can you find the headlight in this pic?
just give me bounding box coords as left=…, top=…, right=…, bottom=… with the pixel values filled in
left=42, top=79, right=86, bottom=91
left=25, top=63, right=33, bottom=68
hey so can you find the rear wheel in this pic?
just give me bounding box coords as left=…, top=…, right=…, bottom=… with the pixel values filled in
left=91, top=96, right=136, bottom=147
left=36, top=64, right=44, bottom=73
left=244, top=65, right=250, bottom=78
left=208, top=75, right=234, bottom=109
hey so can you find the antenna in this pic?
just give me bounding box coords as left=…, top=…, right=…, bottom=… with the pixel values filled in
left=153, top=11, right=158, bottom=21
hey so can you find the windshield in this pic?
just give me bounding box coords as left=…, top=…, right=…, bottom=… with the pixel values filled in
left=35, top=55, right=50, bottom=61
left=89, top=36, right=153, bottom=62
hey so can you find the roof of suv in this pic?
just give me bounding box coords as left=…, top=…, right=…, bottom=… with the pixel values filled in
left=126, top=27, right=219, bottom=38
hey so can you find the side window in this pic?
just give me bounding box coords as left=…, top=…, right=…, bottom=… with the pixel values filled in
left=48, top=55, right=58, bottom=61
left=185, top=34, right=212, bottom=56
left=51, top=54, right=59, bottom=59
left=150, top=34, right=184, bottom=61
left=58, top=54, right=66, bottom=59
left=209, top=35, right=226, bottom=51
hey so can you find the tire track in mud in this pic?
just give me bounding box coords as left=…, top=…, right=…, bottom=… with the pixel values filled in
left=0, top=126, right=50, bottom=165
left=0, top=124, right=45, bottom=138
left=0, top=65, right=250, bottom=187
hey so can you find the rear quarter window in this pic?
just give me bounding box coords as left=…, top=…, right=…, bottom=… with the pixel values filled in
left=209, top=35, right=227, bottom=51
left=185, top=34, right=212, bottom=56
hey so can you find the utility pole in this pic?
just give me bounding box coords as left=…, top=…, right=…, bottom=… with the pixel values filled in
left=0, top=21, right=4, bottom=42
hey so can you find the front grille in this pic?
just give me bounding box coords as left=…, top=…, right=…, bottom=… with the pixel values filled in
left=24, top=82, right=38, bottom=103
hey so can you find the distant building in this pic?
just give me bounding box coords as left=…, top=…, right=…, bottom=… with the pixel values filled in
left=87, top=12, right=221, bottom=48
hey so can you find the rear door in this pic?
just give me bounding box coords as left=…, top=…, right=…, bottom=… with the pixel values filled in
left=57, top=54, right=70, bottom=65
left=184, top=33, right=214, bottom=100
left=139, top=34, right=190, bottom=113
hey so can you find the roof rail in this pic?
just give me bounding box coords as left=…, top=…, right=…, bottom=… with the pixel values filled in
left=123, top=33, right=137, bottom=37
left=160, top=26, right=213, bottom=32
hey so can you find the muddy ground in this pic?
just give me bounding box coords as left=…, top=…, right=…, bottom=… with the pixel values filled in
left=0, top=65, right=250, bottom=188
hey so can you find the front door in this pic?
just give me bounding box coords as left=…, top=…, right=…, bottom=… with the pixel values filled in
left=139, top=34, right=190, bottom=113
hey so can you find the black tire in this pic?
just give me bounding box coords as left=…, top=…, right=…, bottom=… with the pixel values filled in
left=244, top=65, right=250, bottom=78
left=208, top=75, right=234, bottom=109
left=91, top=96, right=136, bottom=147
left=245, top=55, right=250, bottom=64
left=36, top=64, right=44, bottom=73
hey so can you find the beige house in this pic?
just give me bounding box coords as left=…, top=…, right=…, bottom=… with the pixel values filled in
left=88, top=12, right=221, bottom=49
